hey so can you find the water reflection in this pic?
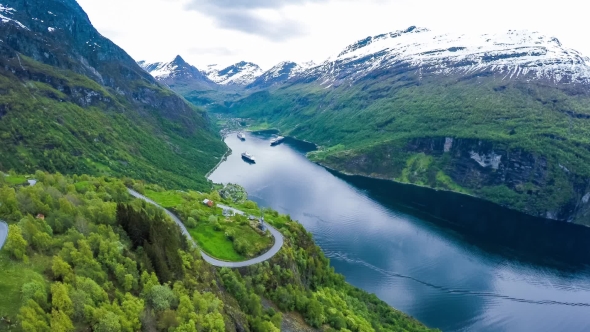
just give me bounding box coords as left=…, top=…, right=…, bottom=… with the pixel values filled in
left=209, top=131, right=590, bottom=332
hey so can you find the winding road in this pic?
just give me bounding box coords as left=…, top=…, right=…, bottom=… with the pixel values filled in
left=0, top=221, right=8, bottom=251
left=128, top=189, right=284, bottom=268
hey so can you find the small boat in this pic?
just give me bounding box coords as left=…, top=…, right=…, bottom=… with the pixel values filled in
left=237, top=132, right=246, bottom=141
left=241, top=152, right=256, bottom=163
left=270, top=136, right=285, bottom=146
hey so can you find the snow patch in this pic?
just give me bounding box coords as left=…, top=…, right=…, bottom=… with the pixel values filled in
left=48, top=27, right=55, bottom=32
left=139, top=61, right=177, bottom=79
left=582, top=193, right=590, bottom=204
left=470, top=151, right=502, bottom=169
left=205, top=62, right=263, bottom=85
left=0, top=4, right=29, bottom=30
left=444, top=137, right=453, bottom=152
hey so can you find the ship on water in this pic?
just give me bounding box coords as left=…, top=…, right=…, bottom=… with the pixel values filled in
left=237, top=132, right=246, bottom=141
left=241, top=152, right=256, bottom=163
left=270, top=136, right=285, bottom=146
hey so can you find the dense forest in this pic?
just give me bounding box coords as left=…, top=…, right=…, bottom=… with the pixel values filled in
left=0, top=172, right=433, bottom=332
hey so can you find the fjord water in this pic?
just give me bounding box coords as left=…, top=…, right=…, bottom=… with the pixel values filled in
left=209, top=132, right=590, bottom=331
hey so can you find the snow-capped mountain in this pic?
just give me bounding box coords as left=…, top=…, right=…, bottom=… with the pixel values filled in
left=303, top=26, right=590, bottom=86
left=247, top=61, right=312, bottom=89
left=0, top=4, right=29, bottom=30
left=205, top=61, right=263, bottom=86
left=138, top=55, right=213, bottom=85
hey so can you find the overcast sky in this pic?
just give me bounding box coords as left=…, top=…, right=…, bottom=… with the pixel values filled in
left=77, top=0, right=590, bottom=70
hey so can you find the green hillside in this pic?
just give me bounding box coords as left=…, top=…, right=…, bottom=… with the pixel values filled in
left=227, top=73, right=590, bottom=224
left=0, top=56, right=226, bottom=191
left=0, top=172, right=433, bottom=332
left=0, top=0, right=227, bottom=191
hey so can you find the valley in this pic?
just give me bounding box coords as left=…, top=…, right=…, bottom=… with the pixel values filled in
left=143, top=26, right=590, bottom=226
left=1, top=0, right=590, bottom=331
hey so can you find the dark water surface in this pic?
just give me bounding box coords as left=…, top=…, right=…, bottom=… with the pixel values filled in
left=209, top=132, right=590, bottom=331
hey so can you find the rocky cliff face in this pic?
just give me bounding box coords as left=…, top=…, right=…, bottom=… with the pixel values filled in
left=315, top=136, right=590, bottom=225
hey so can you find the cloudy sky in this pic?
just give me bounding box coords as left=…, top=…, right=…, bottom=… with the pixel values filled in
left=77, top=0, right=590, bottom=70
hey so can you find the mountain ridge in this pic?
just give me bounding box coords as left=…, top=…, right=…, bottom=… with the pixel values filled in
left=141, top=26, right=590, bottom=94
left=205, top=60, right=263, bottom=86
left=300, top=26, right=590, bottom=87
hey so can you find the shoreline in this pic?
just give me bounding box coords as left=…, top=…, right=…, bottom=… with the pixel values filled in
left=269, top=131, right=575, bottom=227
left=205, top=142, right=232, bottom=179
left=213, top=123, right=572, bottom=227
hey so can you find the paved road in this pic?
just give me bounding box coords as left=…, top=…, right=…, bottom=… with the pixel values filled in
left=0, top=221, right=8, bottom=251
left=128, top=189, right=284, bottom=268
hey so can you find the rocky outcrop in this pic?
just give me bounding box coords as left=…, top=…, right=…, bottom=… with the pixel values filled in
left=405, top=137, right=551, bottom=191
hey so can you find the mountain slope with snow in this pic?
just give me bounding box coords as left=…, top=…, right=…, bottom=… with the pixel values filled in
left=247, top=61, right=317, bottom=89
left=205, top=61, right=263, bottom=86
left=139, top=55, right=214, bottom=86
left=302, top=26, right=590, bottom=86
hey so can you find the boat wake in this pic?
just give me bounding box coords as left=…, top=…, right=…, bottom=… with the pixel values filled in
left=328, top=252, right=590, bottom=307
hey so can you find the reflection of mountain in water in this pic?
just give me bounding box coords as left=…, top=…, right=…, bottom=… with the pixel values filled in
left=334, top=171, right=590, bottom=268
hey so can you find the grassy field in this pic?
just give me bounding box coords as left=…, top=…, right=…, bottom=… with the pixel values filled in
left=188, top=221, right=273, bottom=262
left=189, top=224, right=244, bottom=261
left=4, top=176, right=27, bottom=186
left=145, top=190, right=185, bottom=208
left=144, top=187, right=273, bottom=262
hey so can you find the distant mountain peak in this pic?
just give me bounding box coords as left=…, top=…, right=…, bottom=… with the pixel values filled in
left=309, top=26, right=590, bottom=86
left=247, top=61, right=306, bottom=89
left=172, top=55, right=188, bottom=65
left=139, top=56, right=213, bottom=85
left=206, top=61, right=263, bottom=86
left=337, top=26, right=430, bottom=59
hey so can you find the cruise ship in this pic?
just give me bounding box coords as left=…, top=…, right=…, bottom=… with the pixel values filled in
left=270, top=136, right=285, bottom=146
left=237, top=132, right=246, bottom=141
left=241, top=152, right=256, bottom=163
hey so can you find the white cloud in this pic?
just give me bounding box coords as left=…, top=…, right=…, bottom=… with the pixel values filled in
left=77, top=0, right=590, bottom=71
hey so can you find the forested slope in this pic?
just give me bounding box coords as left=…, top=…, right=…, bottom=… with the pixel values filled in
left=0, top=172, right=433, bottom=332
left=0, top=0, right=226, bottom=191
